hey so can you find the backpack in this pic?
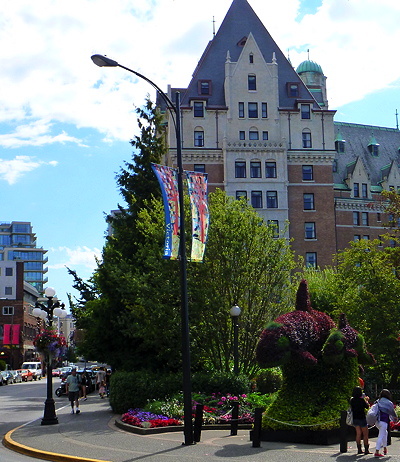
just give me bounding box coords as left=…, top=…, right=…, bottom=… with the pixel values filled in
left=366, top=402, right=380, bottom=426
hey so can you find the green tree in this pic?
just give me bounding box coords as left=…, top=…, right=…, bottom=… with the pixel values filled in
left=189, top=190, right=296, bottom=375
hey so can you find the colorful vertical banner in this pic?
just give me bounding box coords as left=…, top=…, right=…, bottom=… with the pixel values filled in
left=3, top=325, right=20, bottom=345
left=151, top=164, right=180, bottom=260
left=186, top=171, right=209, bottom=262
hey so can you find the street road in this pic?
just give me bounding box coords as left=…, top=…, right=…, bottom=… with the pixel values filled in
left=0, top=378, right=68, bottom=461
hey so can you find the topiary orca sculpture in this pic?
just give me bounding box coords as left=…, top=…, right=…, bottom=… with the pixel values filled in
left=256, top=279, right=375, bottom=367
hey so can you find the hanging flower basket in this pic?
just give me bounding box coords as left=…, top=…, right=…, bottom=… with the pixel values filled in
left=33, top=329, right=67, bottom=365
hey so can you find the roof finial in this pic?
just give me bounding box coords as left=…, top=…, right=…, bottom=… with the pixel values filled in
left=213, top=16, right=216, bottom=37
left=307, top=48, right=310, bottom=60
left=396, top=109, right=399, bottom=130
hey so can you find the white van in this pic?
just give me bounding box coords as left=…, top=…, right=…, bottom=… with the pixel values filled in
left=21, top=361, right=42, bottom=380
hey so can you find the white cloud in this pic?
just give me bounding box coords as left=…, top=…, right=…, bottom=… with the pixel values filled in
left=0, top=155, right=57, bottom=184
left=48, top=246, right=102, bottom=270
left=0, top=0, right=399, bottom=145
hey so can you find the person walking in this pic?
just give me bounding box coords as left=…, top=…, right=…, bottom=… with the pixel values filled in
left=96, top=367, right=107, bottom=398
left=66, top=368, right=81, bottom=414
left=350, top=386, right=370, bottom=454
left=374, top=389, right=398, bottom=457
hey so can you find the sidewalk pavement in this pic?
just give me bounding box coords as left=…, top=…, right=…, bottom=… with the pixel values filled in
left=3, top=397, right=400, bottom=462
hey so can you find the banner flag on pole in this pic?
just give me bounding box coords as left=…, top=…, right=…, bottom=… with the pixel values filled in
left=186, top=171, right=209, bottom=262
left=151, top=164, right=180, bottom=260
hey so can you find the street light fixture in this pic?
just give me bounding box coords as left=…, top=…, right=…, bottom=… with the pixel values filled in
left=33, top=287, right=67, bottom=426
left=91, top=54, right=194, bottom=445
left=230, top=305, right=241, bottom=375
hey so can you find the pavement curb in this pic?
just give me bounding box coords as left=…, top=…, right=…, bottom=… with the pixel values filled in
left=2, top=425, right=112, bottom=462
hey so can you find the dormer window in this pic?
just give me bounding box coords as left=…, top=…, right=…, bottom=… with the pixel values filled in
left=335, top=141, right=345, bottom=153
left=199, top=80, right=211, bottom=95
left=287, top=83, right=299, bottom=97
left=368, top=134, right=379, bottom=156
left=193, top=101, right=204, bottom=117
left=301, top=104, right=311, bottom=119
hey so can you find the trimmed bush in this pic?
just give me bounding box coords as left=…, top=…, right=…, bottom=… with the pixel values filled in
left=192, top=371, right=251, bottom=396
left=254, top=368, right=283, bottom=394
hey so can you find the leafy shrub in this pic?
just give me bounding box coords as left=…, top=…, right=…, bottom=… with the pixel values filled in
left=254, top=368, right=282, bottom=394
left=109, top=371, right=182, bottom=414
left=0, top=360, right=6, bottom=371
left=192, top=371, right=251, bottom=395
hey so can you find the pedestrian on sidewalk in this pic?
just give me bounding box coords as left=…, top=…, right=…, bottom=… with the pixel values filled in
left=350, top=386, right=370, bottom=454
left=374, top=389, right=398, bottom=457
left=66, top=368, right=81, bottom=414
left=96, top=367, right=107, bottom=398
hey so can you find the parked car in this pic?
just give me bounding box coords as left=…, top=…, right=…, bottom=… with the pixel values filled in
left=0, top=370, right=13, bottom=385
left=15, top=369, right=33, bottom=382
left=21, top=361, right=42, bottom=381
left=52, top=368, right=62, bottom=377
left=8, top=370, right=23, bottom=383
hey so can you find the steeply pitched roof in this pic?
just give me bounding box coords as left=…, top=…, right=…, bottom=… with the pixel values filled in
left=333, top=122, right=400, bottom=187
left=181, top=0, right=317, bottom=109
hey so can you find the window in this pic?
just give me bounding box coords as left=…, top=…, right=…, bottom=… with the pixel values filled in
left=239, top=131, right=245, bottom=140
left=251, top=191, right=263, bottom=208
left=353, top=183, right=359, bottom=197
left=377, top=212, right=381, bottom=222
left=199, top=81, right=210, bottom=95
left=235, top=161, right=246, bottom=178
left=250, top=161, right=261, bottom=178
left=265, top=162, right=277, bottom=178
left=262, top=131, right=268, bottom=140
left=266, top=191, right=278, bottom=208
left=249, top=54, right=254, bottom=64
left=249, top=131, right=259, bottom=140
left=194, top=164, right=205, bottom=173
left=268, top=220, right=279, bottom=238
left=301, top=104, right=311, bottom=119
left=305, top=222, right=316, bottom=239
left=335, top=140, right=345, bottom=153
left=248, top=75, right=256, bottom=90
left=193, top=102, right=204, bottom=117
left=5, top=267, right=13, bottom=276
left=2, top=306, right=14, bottom=315
left=369, top=145, right=379, bottom=156
left=333, top=160, right=338, bottom=172
left=362, top=183, right=368, bottom=198
left=354, top=235, right=361, bottom=241
left=248, top=102, right=258, bottom=118
left=288, top=83, right=299, bottom=97
left=302, top=165, right=313, bottom=181
left=194, top=130, right=204, bottom=147
left=302, top=131, right=312, bottom=148
left=305, top=252, right=317, bottom=268
left=362, top=212, right=369, bottom=226
left=238, top=102, right=244, bottom=118
left=353, top=211, right=360, bottom=226
left=5, top=287, right=12, bottom=296
left=303, top=193, right=315, bottom=210
left=362, top=235, right=369, bottom=240
left=262, top=103, right=268, bottom=118
left=236, top=191, right=247, bottom=201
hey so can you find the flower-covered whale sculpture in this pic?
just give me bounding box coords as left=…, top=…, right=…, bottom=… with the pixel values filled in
left=255, top=279, right=374, bottom=434
left=256, top=279, right=374, bottom=368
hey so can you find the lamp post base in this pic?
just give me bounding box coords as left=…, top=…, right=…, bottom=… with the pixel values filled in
left=41, top=399, right=59, bottom=425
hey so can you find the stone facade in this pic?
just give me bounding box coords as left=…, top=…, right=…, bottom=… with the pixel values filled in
left=161, top=0, right=400, bottom=268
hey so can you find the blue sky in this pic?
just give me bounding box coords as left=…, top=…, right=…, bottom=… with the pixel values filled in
left=1, top=0, right=399, bottom=304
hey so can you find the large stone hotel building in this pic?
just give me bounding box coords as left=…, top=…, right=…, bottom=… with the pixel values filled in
left=161, top=0, right=400, bottom=268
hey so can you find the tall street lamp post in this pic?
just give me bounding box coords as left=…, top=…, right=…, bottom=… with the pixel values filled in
left=230, top=305, right=241, bottom=375
left=33, top=287, right=67, bottom=425
left=91, top=54, right=194, bottom=446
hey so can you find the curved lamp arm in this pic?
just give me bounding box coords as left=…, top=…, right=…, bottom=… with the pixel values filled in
left=91, top=54, right=177, bottom=130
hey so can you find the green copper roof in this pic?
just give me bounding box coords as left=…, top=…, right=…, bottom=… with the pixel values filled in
left=335, top=130, right=346, bottom=142
left=296, top=60, right=323, bottom=75
left=368, top=134, right=379, bottom=146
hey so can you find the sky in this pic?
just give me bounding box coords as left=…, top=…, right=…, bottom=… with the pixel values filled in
left=1, top=0, right=399, bottom=305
